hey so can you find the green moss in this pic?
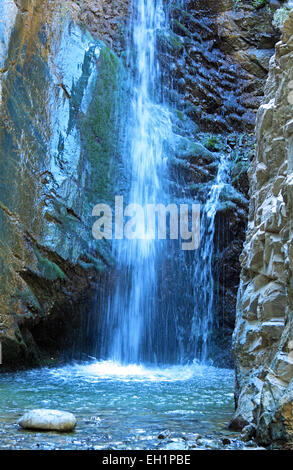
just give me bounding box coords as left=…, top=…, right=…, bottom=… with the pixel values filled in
left=33, top=248, right=66, bottom=281
left=252, top=0, right=266, bottom=9
left=156, top=29, right=184, bottom=53
left=80, top=44, right=125, bottom=205
left=170, top=156, right=190, bottom=169
left=231, top=160, right=250, bottom=183
left=14, top=326, right=26, bottom=348
left=169, top=34, right=183, bottom=51
left=174, top=135, right=215, bottom=162
left=203, top=135, right=222, bottom=152
left=173, top=19, right=192, bottom=38
left=175, top=110, right=185, bottom=122
left=219, top=184, right=248, bottom=207
left=75, top=43, right=128, bottom=268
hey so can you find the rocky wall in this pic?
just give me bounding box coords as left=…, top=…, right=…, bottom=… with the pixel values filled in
left=231, top=11, right=293, bottom=447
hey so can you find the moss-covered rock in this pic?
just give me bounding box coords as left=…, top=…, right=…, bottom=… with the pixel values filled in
left=0, top=1, right=126, bottom=369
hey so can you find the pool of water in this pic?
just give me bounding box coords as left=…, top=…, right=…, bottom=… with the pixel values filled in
left=0, top=361, right=236, bottom=450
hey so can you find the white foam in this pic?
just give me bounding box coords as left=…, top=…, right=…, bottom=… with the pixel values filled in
left=47, top=360, right=231, bottom=383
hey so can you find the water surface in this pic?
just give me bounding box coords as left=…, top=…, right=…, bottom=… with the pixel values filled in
left=0, top=361, right=235, bottom=450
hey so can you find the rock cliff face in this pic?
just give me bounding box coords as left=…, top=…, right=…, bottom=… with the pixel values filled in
left=232, top=11, right=293, bottom=447
left=0, top=0, right=127, bottom=368
left=168, top=0, right=279, bottom=132
left=71, top=0, right=130, bottom=50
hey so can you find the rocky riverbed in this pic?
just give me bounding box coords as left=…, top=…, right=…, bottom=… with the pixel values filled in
left=0, top=361, right=265, bottom=451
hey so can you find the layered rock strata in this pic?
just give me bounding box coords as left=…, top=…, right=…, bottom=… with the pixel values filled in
left=232, top=11, right=293, bottom=446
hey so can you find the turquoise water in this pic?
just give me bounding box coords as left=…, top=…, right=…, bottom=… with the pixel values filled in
left=0, top=361, right=235, bottom=450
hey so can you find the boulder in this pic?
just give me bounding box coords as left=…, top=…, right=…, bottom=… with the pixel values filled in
left=18, top=409, right=76, bottom=432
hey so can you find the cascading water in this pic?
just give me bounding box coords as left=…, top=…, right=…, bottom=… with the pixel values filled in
left=97, top=0, right=173, bottom=364
left=191, top=155, right=230, bottom=362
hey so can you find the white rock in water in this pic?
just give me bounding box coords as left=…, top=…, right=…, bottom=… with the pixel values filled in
left=18, top=409, right=76, bottom=432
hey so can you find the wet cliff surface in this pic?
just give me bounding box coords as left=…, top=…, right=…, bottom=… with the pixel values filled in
left=231, top=11, right=293, bottom=448
left=163, top=0, right=279, bottom=366
left=0, top=0, right=281, bottom=369
left=0, top=0, right=128, bottom=367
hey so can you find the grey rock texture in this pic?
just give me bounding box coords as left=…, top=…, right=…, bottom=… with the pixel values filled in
left=232, top=11, right=293, bottom=447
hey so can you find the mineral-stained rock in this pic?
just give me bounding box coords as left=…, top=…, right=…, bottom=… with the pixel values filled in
left=233, top=11, right=293, bottom=446
left=0, top=0, right=127, bottom=369
left=18, top=409, right=76, bottom=432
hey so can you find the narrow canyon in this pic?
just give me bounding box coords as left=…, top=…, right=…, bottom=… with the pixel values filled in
left=0, top=0, right=292, bottom=449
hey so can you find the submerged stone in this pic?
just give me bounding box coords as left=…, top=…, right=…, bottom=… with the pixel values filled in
left=18, top=409, right=76, bottom=432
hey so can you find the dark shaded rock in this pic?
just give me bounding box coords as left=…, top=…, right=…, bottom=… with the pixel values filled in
left=241, top=424, right=256, bottom=442
left=163, top=0, right=280, bottom=132
left=158, top=430, right=172, bottom=440
left=228, top=414, right=250, bottom=432
left=222, top=437, right=231, bottom=445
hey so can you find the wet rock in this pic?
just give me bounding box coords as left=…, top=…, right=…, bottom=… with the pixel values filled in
left=0, top=1, right=123, bottom=368
left=228, top=415, right=250, bottom=432
left=222, top=438, right=231, bottom=446
left=241, top=424, right=256, bottom=442
left=164, top=440, right=186, bottom=450
left=166, top=2, right=279, bottom=133
left=18, top=409, right=76, bottom=432
left=158, top=430, right=172, bottom=440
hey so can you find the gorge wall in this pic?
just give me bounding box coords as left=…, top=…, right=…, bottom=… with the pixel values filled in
left=0, top=0, right=129, bottom=367
left=231, top=10, right=293, bottom=447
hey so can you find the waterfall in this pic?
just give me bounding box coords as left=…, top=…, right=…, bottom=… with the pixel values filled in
left=95, top=0, right=230, bottom=366
left=97, top=0, right=172, bottom=364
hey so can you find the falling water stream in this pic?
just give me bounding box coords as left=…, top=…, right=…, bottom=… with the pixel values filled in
left=192, top=155, right=231, bottom=361
left=97, top=0, right=173, bottom=364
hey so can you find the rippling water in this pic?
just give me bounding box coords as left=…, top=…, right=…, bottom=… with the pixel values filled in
left=0, top=362, right=235, bottom=450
